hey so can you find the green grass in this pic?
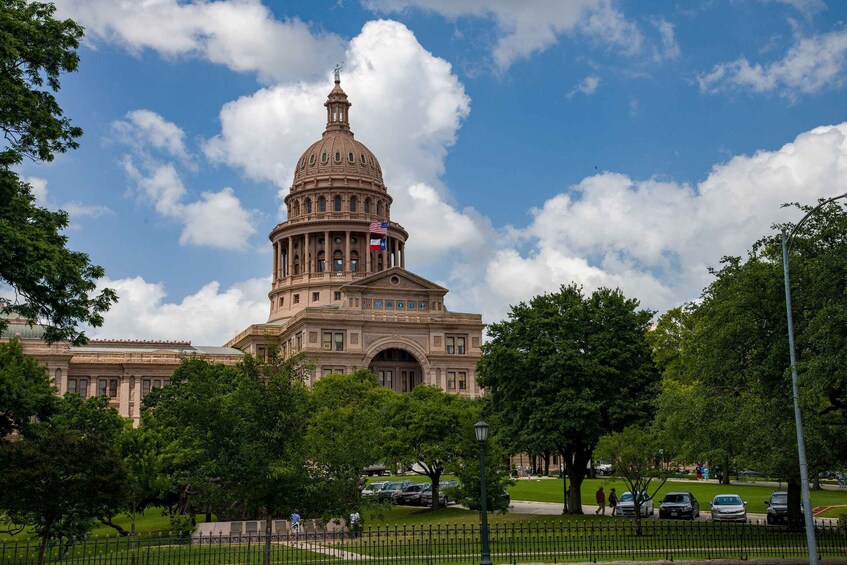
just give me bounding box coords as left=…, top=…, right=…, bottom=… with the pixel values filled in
left=506, top=477, right=847, bottom=514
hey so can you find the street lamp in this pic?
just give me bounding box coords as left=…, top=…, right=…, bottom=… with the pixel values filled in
left=780, top=191, right=847, bottom=565
left=474, top=420, right=492, bottom=565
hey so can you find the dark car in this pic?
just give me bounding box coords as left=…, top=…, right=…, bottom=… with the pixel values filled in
left=376, top=480, right=414, bottom=502
left=765, top=491, right=790, bottom=525
left=396, top=483, right=431, bottom=505
left=659, top=492, right=700, bottom=520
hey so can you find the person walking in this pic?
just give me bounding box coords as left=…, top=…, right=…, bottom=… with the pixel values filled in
left=595, top=486, right=606, bottom=515
left=290, top=511, right=301, bottom=541
left=349, top=510, right=362, bottom=538
left=608, top=488, right=618, bottom=516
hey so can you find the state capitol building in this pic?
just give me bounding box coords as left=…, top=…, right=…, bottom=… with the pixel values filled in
left=3, top=78, right=485, bottom=426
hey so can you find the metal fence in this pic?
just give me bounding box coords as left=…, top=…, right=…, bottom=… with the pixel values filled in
left=2, top=519, right=846, bottom=565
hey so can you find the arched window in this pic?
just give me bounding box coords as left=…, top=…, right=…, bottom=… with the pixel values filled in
left=377, top=200, right=383, bottom=216
left=334, top=151, right=341, bottom=163
left=348, top=152, right=355, bottom=163
left=309, top=154, right=316, bottom=166
left=317, top=251, right=325, bottom=273
left=350, top=250, right=359, bottom=273
left=305, top=198, right=312, bottom=214
left=377, top=254, right=384, bottom=271
left=334, top=195, right=341, bottom=212
left=333, top=250, right=343, bottom=272
left=318, top=196, right=326, bottom=212
left=294, top=255, right=300, bottom=275
left=321, top=152, right=328, bottom=164
left=365, top=198, right=371, bottom=213
left=350, top=196, right=357, bottom=212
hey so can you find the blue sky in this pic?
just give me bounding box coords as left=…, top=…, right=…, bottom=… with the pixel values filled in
left=15, top=0, right=847, bottom=344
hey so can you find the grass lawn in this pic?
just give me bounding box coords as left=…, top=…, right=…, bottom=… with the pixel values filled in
left=506, top=477, right=847, bottom=515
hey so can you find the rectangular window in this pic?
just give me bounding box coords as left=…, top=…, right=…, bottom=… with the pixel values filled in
left=458, top=371, right=467, bottom=390
left=79, top=378, right=88, bottom=398
left=142, top=378, right=151, bottom=398
left=293, top=294, right=300, bottom=304
left=334, top=332, right=344, bottom=351
left=98, top=378, right=108, bottom=397
left=457, top=337, right=466, bottom=354
left=379, top=370, right=393, bottom=389
left=279, top=297, right=285, bottom=307
left=312, top=291, right=320, bottom=302
left=257, top=346, right=267, bottom=362
left=322, top=332, right=332, bottom=350
left=109, top=378, right=118, bottom=398
left=334, top=291, right=341, bottom=301
left=68, top=379, right=77, bottom=394
left=296, top=333, right=303, bottom=351
left=322, top=367, right=346, bottom=376
left=446, top=337, right=455, bottom=354
left=446, top=335, right=466, bottom=354
left=446, top=371, right=456, bottom=390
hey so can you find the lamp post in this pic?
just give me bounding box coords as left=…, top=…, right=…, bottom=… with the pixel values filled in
left=780, top=191, right=847, bottom=565
left=475, top=421, right=492, bottom=565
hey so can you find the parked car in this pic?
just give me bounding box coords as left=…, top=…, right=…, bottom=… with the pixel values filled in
left=659, top=492, right=700, bottom=520
left=376, top=480, right=414, bottom=502
left=594, top=462, right=613, bottom=476
left=361, top=481, right=389, bottom=497
left=710, top=494, right=747, bottom=522
left=614, top=492, right=654, bottom=517
left=396, top=483, right=431, bottom=505
left=765, top=491, right=792, bottom=525
left=737, top=469, right=761, bottom=479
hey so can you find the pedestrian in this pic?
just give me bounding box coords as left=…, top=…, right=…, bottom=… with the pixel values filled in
left=838, top=473, right=844, bottom=488
left=696, top=466, right=703, bottom=481
left=609, top=488, right=618, bottom=515
left=349, top=510, right=362, bottom=538
left=517, top=465, right=523, bottom=478
left=290, top=510, right=301, bottom=540
left=595, top=486, right=606, bottom=515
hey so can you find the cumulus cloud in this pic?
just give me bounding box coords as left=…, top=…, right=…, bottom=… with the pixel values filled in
left=54, top=0, right=345, bottom=83
left=90, top=276, right=270, bottom=345
left=653, top=19, right=680, bottom=61
left=204, top=20, right=483, bottom=261
left=364, top=0, right=643, bottom=69
left=567, top=75, right=600, bottom=98
left=698, top=29, right=847, bottom=99
left=114, top=111, right=256, bottom=250
left=447, top=122, right=847, bottom=327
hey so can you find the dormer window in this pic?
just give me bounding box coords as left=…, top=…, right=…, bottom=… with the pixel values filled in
left=321, top=152, right=328, bottom=164
left=360, top=154, right=366, bottom=165
left=309, top=154, right=316, bottom=166
left=348, top=152, right=355, bottom=163
left=334, top=151, right=341, bottom=163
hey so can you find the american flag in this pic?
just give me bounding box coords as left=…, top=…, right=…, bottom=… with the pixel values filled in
left=369, top=221, right=389, bottom=235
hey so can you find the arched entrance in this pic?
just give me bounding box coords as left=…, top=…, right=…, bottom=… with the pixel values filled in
left=368, top=348, right=423, bottom=393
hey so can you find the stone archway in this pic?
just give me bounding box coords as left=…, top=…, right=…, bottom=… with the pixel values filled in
left=364, top=340, right=429, bottom=394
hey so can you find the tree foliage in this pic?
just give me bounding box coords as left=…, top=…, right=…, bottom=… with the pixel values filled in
left=0, top=336, right=56, bottom=436
left=0, top=0, right=116, bottom=344
left=478, top=284, right=659, bottom=514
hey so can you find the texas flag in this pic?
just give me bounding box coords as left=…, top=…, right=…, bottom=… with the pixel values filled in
left=370, top=237, right=386, bottom=251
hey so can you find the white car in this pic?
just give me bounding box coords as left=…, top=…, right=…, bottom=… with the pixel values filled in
left=614, top=491, right=654, bottom=517
left=361, top=481, right=389, bottom=497
left=710, top=494, right=747, bottom=522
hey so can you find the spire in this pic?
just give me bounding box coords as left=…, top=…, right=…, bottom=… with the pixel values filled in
left=324, top=67, right=352, bottom=134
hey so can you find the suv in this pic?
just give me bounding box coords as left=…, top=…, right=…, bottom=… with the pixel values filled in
left=765, top=491, right=790, bottom=525
left=396, top=483, right=431, bottom=505
left=376, top=480, right=413, bottom=502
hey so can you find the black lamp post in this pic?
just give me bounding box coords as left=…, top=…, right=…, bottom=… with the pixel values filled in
left=475, top=420, right=492, bottom=565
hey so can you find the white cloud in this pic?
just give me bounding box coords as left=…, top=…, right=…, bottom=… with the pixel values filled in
left=364, top=0, right=643, bottom=69
left=567, top=75, right=600, bottom=98
left=23, top=176, right=112, bottom=223
left=698, top=29, right=847, bottom=99
left=115, top=111, right=256, bottom=250
left=653, top=19, right=680, bottom=61
left=204, top=20, right=482, bottom=261
left=91, top=276, right=270, bottom=345
left=26, top=176, right=49, bottom=206
left=447, top=122, right=847, bottom=327
left=54, top=0, right=345, bottom=84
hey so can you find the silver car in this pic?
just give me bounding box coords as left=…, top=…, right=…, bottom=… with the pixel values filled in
left=710, top=494, right=747, bottom=522
left=614, top=491, right=654, bottom=517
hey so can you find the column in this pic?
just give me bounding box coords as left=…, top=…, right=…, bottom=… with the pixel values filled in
left=272, top=241, right=278, bottom=281
left=366, top=232, right=372, bottom=273
left=345, top=230, right=351, bottom=273
left=400, top=242, right=405, bottom=268
left=287, top=237, right=293, bottom=278
left=324, top=230, right=330, bottom=274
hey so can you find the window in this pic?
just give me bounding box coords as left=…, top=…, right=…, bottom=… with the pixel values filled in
left=457, top=337, right=466, bottom=354
left=333, top=250, right=343, bottom=272
left=305, top=198, right=312, bottom=214
left=397, top=301, right=405, bottom=309
left=293, top=294, right=300, bottom=304
left=279, top=297, right=285, bottom=307
left=323, top=367, right=346, bottom=376
left=296, top=333, right=302, bottom=351
left=348, top=152, right=355, bottom=163
left=420, top=302, right=427, bottom=310
left=334, top=151, right=341, bottom=163
left=98, top=378, right=118, bottom=398
left=313, top=291, right=320, bottom=302
left=408, top=301, right=416, bottom=310
left=446, top=337, right=454, bottom=354
left=446, top=371, right=456, bottom=390
left=378, top=370, right=393, bottom=388
left=334, top=195, right=342, bottom=212
left=334, top=291, right=342, bottom=301
left=257, top=346, right=267, bottom=362
left=317, top=251, right=325, bottom=272
left=309, top=154, right=316, bottom=166
left=446, top=336, right=466, bottom=354
left=68, top=377, right=89, bottom=398
left=318, top=196, right=326, bottom=212
left=141, top=378, right=168, bottom=398
left=350, top=196, right=357, bottom=212
left=375, top=299, right=383, bottom=308
left=323, top=331, right=345, bottom=351
left=321, top=152, right=328, bottom=164
left=385, top=300, right=394, bottom=309
left=458, top=371, right=467, bottom=390
left=360, top=154, right=366, bottom=165
left=364, top=198, right=371, bottom=213
left=377, top=201, right=383, bottom=215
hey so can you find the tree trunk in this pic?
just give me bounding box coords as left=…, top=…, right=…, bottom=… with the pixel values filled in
left=787, top=479, right=803, bottom=531
left=429, top=470, right=443, bottom=511
left=566, top=466, right=585, bottom=514
left=721, top=455, right=730, bottom=485
left=633, top=501, right=643, bottom=536
left=263, top=510, right=273, bottom=565
left=543, top=453, right=550, bottom=476
left=38, top=522, right=52, bottom=565
left=100, top=516, right=130, bottom=536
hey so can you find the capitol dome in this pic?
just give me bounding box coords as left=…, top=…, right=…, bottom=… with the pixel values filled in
left=290, top=79, right=386, bottom=191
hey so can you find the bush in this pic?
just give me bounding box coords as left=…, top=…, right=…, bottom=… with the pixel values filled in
left=168, top=515, right=195, bottom=541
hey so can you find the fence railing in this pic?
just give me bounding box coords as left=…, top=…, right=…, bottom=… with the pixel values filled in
left=2, top=519, right=845, bottom=565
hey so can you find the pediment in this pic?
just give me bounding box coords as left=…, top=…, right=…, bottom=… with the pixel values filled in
left=340, top=267, right=447, bottom=294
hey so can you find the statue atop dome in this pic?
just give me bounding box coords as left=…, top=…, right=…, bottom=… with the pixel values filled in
left=333, top=62, right=343, bottom=82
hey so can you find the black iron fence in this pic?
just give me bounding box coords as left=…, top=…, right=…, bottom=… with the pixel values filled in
left=2, top=519, right=845, bottom=565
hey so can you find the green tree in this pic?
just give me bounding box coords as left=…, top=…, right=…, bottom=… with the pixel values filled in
left=0, top=394, right=127, bottom=565
left=0, top=336, right=56, bottom=436
left=1, top=0, right=116, bottom=344
left=478, top=285, right=659, bottom=514
left=596, top=426, right=669, bottom=535
left=306, top=369, right=394, bottom=513
left=383, top=385, right=476, bottom=510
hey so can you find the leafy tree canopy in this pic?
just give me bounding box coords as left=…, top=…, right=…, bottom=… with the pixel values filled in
left=0, top=336, right=56, bottom=436
left=0, top=0, right=116, bottom=344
